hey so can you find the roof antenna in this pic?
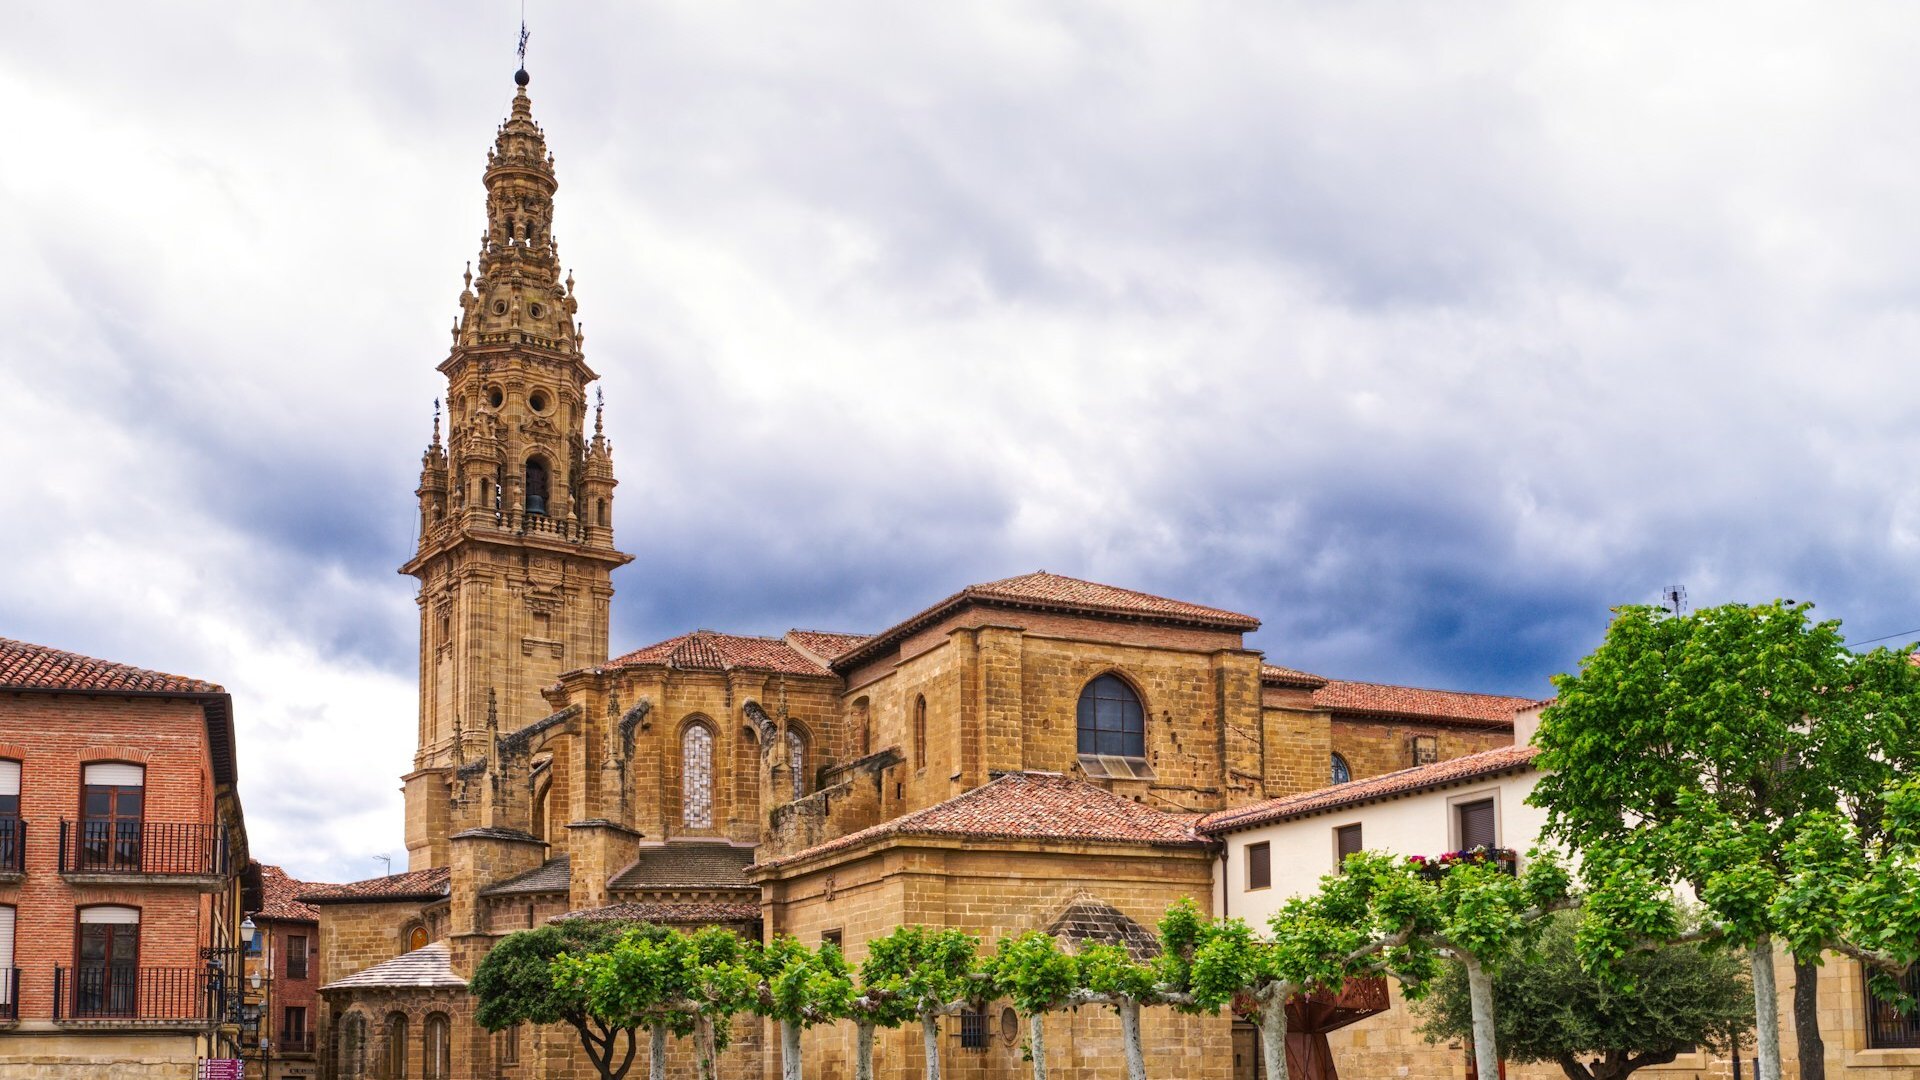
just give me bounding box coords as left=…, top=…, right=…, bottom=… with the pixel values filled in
left=1661, top=584, right=1688, bottom=616
left=373, top=854, right=393, bottom=876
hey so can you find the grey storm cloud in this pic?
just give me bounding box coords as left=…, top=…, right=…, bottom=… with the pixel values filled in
left=6, top=1, right=1920, bottom=882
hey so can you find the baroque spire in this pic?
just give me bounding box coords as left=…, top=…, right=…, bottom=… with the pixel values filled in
left=451, top=69, right=583, bottom=355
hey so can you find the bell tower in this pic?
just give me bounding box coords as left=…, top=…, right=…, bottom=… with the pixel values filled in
left=399, top=68, right=631, bottom=870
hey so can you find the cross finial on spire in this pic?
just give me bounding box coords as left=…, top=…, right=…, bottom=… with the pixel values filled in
left=431, top=398, right=442, bottom=447
left=594, top=386, right=605, bottom=435
left=515, top=13, right=530, bottom=86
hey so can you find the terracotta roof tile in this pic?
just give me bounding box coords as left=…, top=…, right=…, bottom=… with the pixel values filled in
left=1048, top=897, right=1161, bottom=961
left=1261, top=664, right=1328, bottom=689
left=608, top=843, right=756, bottom=892
left=784, top=630, right=869, bottom=664
left=298, top=866, right=451, bottom=905
left=320, top=942, right=465, bottom=991
left=1197, top=744, right=1542, bottom=835
left=835, top=572, right=1260, bottom=670
left=552, top=901, right=762, bottom=925
left=252, top=864, right=326, bottom=923
left=1311, top=679, right=1535, bottom=728
left=752, top=771, right=1207, bottom=872
left=0, top=636, right=221, bottom=695
left=602, top=631, right=832, bottom=677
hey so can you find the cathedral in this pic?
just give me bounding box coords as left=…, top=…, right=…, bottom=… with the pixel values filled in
left=303, top=68, right=1528, bottom=1080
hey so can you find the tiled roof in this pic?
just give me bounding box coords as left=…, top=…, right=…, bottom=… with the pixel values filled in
left=1048, top=897, right=1161, bottom=961
left=479, top=857, right=570, bottom=897
left=252, top=864, right=325, bottom=923
left=0, top=636, right=221, bottom=695
left=1311, top=679, right=1535, bottom=728
left=609, top=843, right=756, bottom=892
left=836, top=572, right=1260, bottom=670
left=320, top=942, right=465, bottom=991
left=785, top=630, right=869, bottom=663
left=552, top=901, right=763, bottom=925
left=1196, top=744, right=1542, bottom=835
left=299, top=866, right=451, bottom=905
left=602, top=631, right=833, bottom=677
left=753, top=771, right=1208, bottom=871
left=1261, top=664, right=1328, bottom=689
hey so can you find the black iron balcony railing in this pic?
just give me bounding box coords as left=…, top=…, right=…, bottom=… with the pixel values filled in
left=279, top=1030, right=316, bottom=1054
left=0, top=818, right=22, bottom=874
left=57, top=820, right=228, bottom=877
left=0, top=968, right=17, bottom=1021
left=53, top=965, right=221, bottom=1022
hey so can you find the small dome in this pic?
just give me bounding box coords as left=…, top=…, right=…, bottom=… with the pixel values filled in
left=514, top=68, right=530, bottom=87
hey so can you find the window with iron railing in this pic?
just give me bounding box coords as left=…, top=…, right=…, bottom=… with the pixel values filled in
left=1867, top=962, right=1920, bottom=1048
left=959, top=1008, right=988, bottom=1051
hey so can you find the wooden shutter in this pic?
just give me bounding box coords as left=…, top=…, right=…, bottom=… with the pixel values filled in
left=1247, top=842, right=1271, bottom=890
left=1458, top=799, right=1497, bottom=851
left=1336, top=824, right=1363, bottom=863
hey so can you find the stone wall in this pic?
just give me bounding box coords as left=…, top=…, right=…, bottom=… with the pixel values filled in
left=1331, top=717, right=1513, bottom=782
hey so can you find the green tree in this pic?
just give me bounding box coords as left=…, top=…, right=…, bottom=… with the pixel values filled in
left=1532, top=600, right=1918, bottom=1080
left=752, top=935, right=854, bottom=1080
left=471, top=919, right=654, bottom=1080
left=1414, top=910, right=1753, bottom=1080
left=860, top=926, right=981, bottom=1080
left=559, top=925, right=758, bottom=1080
left=846, top=935, right=922, bottom=1080
left=986, top=931, right=1079, bottom=1080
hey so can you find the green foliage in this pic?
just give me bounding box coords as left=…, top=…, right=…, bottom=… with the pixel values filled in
left=860, top=926, right=981, bottom=1020
left=472, top=919, right=654, bottom=1031
left=986, top=931, right=1078, bottom=1015
left=754, top=935, right=855, bottom=1028
left=1414, top=912, right=1753, bottom=1077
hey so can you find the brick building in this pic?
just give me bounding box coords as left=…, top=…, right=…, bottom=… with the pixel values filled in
left=307, top=65, right=1529, bottom=1080
left=242, top=864, right=327, bottom=1080
left=0, top=636, right=252, bottom=1078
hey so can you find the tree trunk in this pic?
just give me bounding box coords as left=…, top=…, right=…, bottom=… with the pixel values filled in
left=1029, top=1011, right=1049, bottom=1080
left=1118, top=999, right=1148, bottom=1080
left=1794, top=956, right=1826, bottom=1080
left=1260, top=987, right=1291, bottom=1080
left=1751, top=938, right=1782, bottom=1080
left=1554, top=1052, right=1595, bottom=1080
left=694, top=1016, right=716, bottom=1080
left=782, top=1019, right=803, bottom=1080
left=923, top=1013, right=942, bottom=1080
left=649, top=1023, right=667, bottom=1080
left=853, top=1021, right=876, bottom=1080
left=1464, top=955, right=1501, bottom=1080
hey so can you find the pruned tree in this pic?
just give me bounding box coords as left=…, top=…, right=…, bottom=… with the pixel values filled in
left=752, top=935, right=854, bottom=1080
left=560, top=925, right=757, bottom=1080
left=472, top=919, right=655, bottom=1080
left=860, top=926, right=981, bottom=1080
left=1532, top=600, right=1920, bottom=1080
left=986, top=931, right=1078, bottom=1080
left=1414, top=909, right=1753, bottom=1080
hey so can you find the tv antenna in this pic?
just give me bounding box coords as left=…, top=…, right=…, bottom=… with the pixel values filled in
left=373, top=854, right=393, bottom=876
left=1661, top=584, right=1688, bottom=616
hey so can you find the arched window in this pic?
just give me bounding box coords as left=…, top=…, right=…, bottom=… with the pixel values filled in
left=424, top=1013, right=451, bottom=1080
left=406, top=925, right=428, bottom=953
left=524, top=458, right=550, bottom=516
left=682, top=723, right=714, bottom=829
left=913, top=695, right=927, bottom=769
left=1331, top=753, right=1352, bottom=785
left=787, top=729, right=808, bottom=800
left=1076, top=674, right=1145, bottom=758
left=596, top=498, right=608, bottom=527
left=385, top=1013, right=410, bottom=1078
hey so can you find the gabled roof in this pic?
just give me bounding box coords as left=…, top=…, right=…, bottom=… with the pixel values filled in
left=299, top=866, right=451, bottom=905
left=752, top=771, right=1208, bottom=872
left=601, top=630, right=833, bottom=677
left=478, top=856, right=570, bottom=897
left=0, top=636, right=223, bottom=695
left=1311, top=679, right=1534, bottom=728
left=252, top=864, right=326, bottom=923
left=834, top=572, right=1261, bottom=670
left=609, top=843, right=756, bottom=892
left=1196, top=744, right=1542, bottom=835
left=320, top=942, right=465, bottom=991
left=1261, top=663, right=1328, bottom=689
left=552, top=901, right=762, bottom=925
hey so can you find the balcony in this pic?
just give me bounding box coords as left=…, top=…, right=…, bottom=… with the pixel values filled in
left=58, top=821, right=229, bottom=888
left=53, top=966, right=223, bottom=1024
left=278, top=1030, right=316, bottom=1055
left=0, top=968, right=17, bottom=1022
left=0, top=818, right=22, bottom=878
left=1408, top=846, right=1518, bottom=881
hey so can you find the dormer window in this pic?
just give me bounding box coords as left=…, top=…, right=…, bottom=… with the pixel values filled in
left=524, top=458, right=549, bottom=516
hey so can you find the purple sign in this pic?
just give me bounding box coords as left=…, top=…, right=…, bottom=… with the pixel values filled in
left=198, top=1061, right=244, bottom=1080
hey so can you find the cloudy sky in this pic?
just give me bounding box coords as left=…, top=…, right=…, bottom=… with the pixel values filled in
left=7, top=3, right=1920, bottom=884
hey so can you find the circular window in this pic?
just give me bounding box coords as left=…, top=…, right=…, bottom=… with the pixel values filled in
left=487, top=388, right=504, bottom=409
left=529, top=392, right=549, bottom=413
left=491, top=299, right=508, bottom=316
left=528, top=302, right=545, bottom=319
left=1000, top=1007, right=1019, bottom=1044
